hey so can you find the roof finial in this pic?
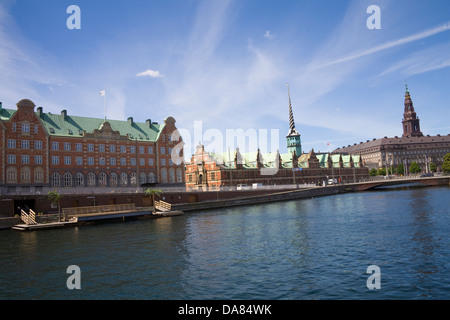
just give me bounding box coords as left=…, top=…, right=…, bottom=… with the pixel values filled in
left=405, top=81, right=409, bottom=93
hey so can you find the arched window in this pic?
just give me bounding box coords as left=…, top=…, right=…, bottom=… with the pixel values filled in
left=176, top=168, right=183, bottom=183
left=51, top=173, right=61, bottom=187
left=21, top=167, right=31, bottom=183
left=98, top=172, right=107, bottom=186
left=139, top=172, right=146, bottom=185
left=130, top=173, right=137, bottom=186
left=75, top=173, right=84, bottom=187
left=34, top=167, right=44, bottom=183
left=110, top=173, right=118, bottom=187
left=161, top=168, right=168, bottom=183
left=120, top=173, right=128, bottom=186
left=87, top=173, right=96, bottom=186
left=169, top=168, right=175, bottom=183
left=148, top=172, right=156, bottom=183
left=63, top=173, right=72, bottom=187
left=7, top=167, right=17, bottom=183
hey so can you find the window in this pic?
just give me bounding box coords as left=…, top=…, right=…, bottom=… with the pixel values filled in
left=21, top=167, right=31, bottom=182
left=120, top=173, right=128, bottom=186
left=130, top=158, right=136, bottom=166
left=21, top=155, right=30, bottom=164
left=64, top=173, right=73, bottom=187
left=22, top=123, right=30, bottom=133
left=99, top=157, right=106, bottom=166
left=176, top=168, right=183, bottom=183
left=87, top=173, right=96, bottom=186
left=130, top=173, right=137, bottom=186
left=76, top=157, right=83, bottom=165
left=87, top=144, right=94, bottom=152
left=34, top=141, right=42, bottom=150
left=76, top=143, right=82, bottom=151
left=52, top=142, right=59, bottom=150
left=64, top=143, right=71, bottom=151
left=149, top=172, right=156, bottom=183
left=34, top=168, right=44, bottom=182
left=169, top=168, right=175, bottom=183
left=51, top=173, right=61, bottom=187
left=99, top=144, right=105, bottom=152
left=34, top=125, right=38, bottom=134
left=148, top=146, right=154, bottom=154
left=110, top=173, right=118, bottom=187
left=75, top=173, right=84, bottom=187
left=21, top=140, right=30, bottom=149
left=110, top=157, right=116, bottom=166
left=52, top=156, right=59, bottom=165
left=120, top=145, right=126, bottom=153
left=110, top=145, right=116, bottom=153
left=120, top=158, right=126, bottom=166
left=169, top=159, right=173, bottom=166
left=7, top=139, right=16, bottom=149
left=64, top=156, right=71, bottom=165
left=98, top=172, right=107, bottom=186
left=160, top=147, right=165, bottom=154
left=7, top=168, right=17, bottom=183
left=139, top=158, right=145, bottom=166
left=12, top=123, right=16, bottom=132
left=34, top=155, right=43, bottom=165
left=88, top=157, right=94, bottom=165
left=139, top=146, right=145, bottom=154
left=148, top=158, right=154, bottom=166
left=7, top=154, right=16, bottom=164
left=161, top=159, right=166, bottom=166
left=160, top=168, right=168, bottom=183
left=130, top=146, right=136, bottom=154
left=139, top=173, right=146, bottom=184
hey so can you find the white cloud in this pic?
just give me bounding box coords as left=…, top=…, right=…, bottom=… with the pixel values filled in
left=136, top=69, right=163, bottom=78
left=316, top=21, right=450, bottom=69
left=264, top=30, right=274, bottom=40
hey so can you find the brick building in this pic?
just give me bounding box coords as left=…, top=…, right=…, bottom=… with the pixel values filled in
left=0, top=99, right=185, bottom=195
left=185, top=88, right=368, bottom=190
left=335, top=86, right=450, bottom=171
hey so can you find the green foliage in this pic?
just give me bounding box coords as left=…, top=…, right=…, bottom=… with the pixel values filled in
left=429, top=163, right=437, bottom=173
left=409, top=161, right=421, bottom=174
left=396, top=163, right=404, bottom=175
left=48, top=190, right=63, bottom=204
left=369, top=168, right=378, bottom=176
left=443, top=153, right=450, bottom=173
left=377, top=168, right=386, bottom=176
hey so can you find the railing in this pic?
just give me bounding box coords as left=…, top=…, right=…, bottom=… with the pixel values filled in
left=155, top=200, right=172, bottom=212
left=63, top=203, right=136, bottom=217
left=20, top=209, right=37, bottom=225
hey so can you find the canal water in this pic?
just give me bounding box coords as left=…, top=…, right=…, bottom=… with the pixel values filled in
left=1, top=186, right=449, bottom=300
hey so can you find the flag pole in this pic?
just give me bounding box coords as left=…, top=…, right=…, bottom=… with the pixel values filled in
left=100, top=90, right=106, bottom=121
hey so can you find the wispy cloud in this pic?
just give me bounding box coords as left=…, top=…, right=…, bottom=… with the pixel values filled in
left=315, top=21, right=450, bottom=69
left=136, top=69, right=163, bottom=78
left=264, top=30, right=275, bottom=40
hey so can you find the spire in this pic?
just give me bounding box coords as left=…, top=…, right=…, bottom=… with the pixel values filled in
left=402, top=84, right=423, bottom=138
left=287, top=84, right=300, bottom=137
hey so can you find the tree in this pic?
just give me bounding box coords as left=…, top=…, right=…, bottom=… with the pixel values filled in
left=396, top=163, right=405, bottom=175
left=429, top=162, right=437, bottom=173
left=409, top=161, right=421, bottom=174
left=443, top=153, right=450, bottom=174
left=377, top=168, right=386, bottom=176
left=369, top=168, right=378, bottom=176
left=48, top=190, right=63, bottom=221
left=145, top=188, right=163, bottom=213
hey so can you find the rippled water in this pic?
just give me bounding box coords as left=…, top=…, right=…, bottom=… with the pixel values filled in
left=1, top=186, right=449, bottom=300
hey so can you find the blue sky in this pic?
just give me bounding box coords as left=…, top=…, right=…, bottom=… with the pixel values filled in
left=1, top=0, right=449, bottom=159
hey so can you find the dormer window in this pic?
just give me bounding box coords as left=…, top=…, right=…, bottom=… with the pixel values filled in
left=49, top=128, right=55, bottom=134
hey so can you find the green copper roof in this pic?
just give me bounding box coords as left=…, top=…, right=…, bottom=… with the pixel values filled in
left=38, top=112, right=163, bottom=141
left=0, top=107, right=163, bottom=141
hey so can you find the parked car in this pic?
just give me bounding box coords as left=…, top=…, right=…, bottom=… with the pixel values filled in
left=420, top=173, right=434, bottom=178
left=237, top=184, right=250, bottom=190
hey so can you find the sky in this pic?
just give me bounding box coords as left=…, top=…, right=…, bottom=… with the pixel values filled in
left=1, top=0, right=449, bottom=160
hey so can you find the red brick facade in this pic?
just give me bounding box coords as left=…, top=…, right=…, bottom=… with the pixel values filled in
left=0, top=99, right=185, bottom=194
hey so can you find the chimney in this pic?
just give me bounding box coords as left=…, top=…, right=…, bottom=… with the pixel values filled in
left=61, top=110, right=67, bottom=119
left=146, top=119, right=152, bottom=127
left=0, top=102, right=2, bottom=110
left=128, top=117, right=133, bottom=126
left=37, top=107, right=43, bottom=117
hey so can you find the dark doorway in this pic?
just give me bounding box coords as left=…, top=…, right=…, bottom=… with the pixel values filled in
left=14, top=199, right=36, bottom=216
